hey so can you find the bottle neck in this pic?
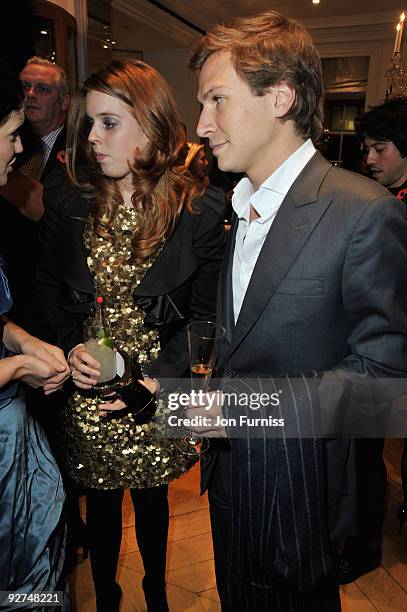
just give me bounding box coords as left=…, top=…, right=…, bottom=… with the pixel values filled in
left=95, top=297, right=104, bottom=324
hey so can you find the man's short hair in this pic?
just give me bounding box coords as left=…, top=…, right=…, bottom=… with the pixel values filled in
left=189, top=10, right=323, bottom=142
left=355, top=96, right=407, bottom=158
left=23, top=56, right=70, bottom=99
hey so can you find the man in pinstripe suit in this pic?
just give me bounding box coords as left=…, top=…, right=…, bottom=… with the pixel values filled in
left=188, top=10, right=407, bottom=612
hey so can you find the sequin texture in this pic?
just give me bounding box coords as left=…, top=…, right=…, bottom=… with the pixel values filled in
left=62, top=206, right=196, bottom=489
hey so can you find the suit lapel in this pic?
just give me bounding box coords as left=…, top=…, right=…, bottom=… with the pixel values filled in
left=228, top=152, right=333, bottom=357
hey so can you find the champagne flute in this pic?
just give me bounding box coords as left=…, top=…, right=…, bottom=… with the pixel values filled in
left=175, top=320, right=225, bottom=455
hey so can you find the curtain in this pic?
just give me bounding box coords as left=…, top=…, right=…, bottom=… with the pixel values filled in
left=322, top=57, right=369, bottom=93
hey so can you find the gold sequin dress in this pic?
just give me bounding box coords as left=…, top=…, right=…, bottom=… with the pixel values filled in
left=62, top=205, right=196, bottom=490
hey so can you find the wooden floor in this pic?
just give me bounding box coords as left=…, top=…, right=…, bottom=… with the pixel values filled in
left=69, top=439, right=407, bottom=611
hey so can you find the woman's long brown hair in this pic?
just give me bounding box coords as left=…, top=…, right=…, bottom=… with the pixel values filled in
left=66, top=59, right=205, bottom=261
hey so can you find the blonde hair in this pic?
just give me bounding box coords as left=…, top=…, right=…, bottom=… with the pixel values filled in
left=184, top=142, right=209, bottom=186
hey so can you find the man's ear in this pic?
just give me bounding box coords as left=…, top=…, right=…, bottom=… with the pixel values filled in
left=272, top=82, right=296, bottom=118
left=60, top=94, right=70, bottom=113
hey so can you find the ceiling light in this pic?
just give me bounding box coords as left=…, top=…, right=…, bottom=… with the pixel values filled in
left=312, top=0, right=320, bottom=4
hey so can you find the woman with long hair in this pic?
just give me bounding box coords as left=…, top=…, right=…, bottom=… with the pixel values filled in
left=185, top=142, right=209, bottom=186
left=37, top=59, right=225, bottom=611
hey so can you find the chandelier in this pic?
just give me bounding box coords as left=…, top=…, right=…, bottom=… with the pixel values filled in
left=385, top=11, right=407, bottom=97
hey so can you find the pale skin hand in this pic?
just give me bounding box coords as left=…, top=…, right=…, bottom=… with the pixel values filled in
left=68, top=346, right=159, bottom=414
left=98, top=377, right=159, bottom=417
left=0, top=353, right=67, bottom=390
left=68, top=345, right=101, bottom=389
left=1, top=321, right=70, bottom=393
left=15, top=354, right=66, bottom=390
left=186, top=391, right=227, bottom=438
left=19, top=335, right=70, bottom=393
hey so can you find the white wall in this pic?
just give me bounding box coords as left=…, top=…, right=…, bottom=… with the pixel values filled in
left=146, top=12, right=405, bottom=135
left=145, top=48, right=201, bottom=142
left=304, top=11, right=407, bottom=108
left=45, top=4, right=404, bottom=125
left=46, top=0, right=75, bottom=17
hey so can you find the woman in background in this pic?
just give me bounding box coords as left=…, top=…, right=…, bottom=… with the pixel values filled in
left=0, top=58, right=70, bottom=607
left=185, top=141, right=209, bottom=187
left=37, top=59, right=225, bottom=611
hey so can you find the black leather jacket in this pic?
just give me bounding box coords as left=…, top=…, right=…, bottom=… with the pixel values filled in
left=37, top=168, right=226, bottom=380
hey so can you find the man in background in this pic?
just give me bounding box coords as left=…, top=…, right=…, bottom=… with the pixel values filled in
left=0, top=57, right=69, bottom=335
left=17, top=56, right=70, bottom=182
left=335, top=96, right=407, bottom=584
left=357, top=96, right=407, bottom=201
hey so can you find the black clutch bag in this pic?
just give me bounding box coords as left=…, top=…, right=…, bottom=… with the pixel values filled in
left=101, top=356, right=156, bottom=425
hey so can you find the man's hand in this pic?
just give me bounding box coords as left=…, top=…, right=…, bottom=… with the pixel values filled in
left=186, top=390, right=227, bottom=438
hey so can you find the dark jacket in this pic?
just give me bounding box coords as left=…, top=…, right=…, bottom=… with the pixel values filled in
left=37, top=168, right=226, bottom=380
left=17, top=124, right=66, bottom=184
left=202, top=151, right=407, bottom=600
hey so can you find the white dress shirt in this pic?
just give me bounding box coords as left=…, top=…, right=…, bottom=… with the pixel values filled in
left=232, top=139, right=316, bottom=323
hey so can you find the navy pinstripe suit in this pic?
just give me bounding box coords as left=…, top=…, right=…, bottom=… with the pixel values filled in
left=201, top=151, right=407, bottom=610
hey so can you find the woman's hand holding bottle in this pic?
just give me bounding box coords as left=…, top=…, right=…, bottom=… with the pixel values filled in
left=69, top=295, right=116, bottom=390
left=68, top=344, right=101, bottom=389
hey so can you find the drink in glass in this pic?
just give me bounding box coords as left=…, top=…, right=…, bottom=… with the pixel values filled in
left=83, top=335, right=116, bottom=384
left=83, top=296, right=117, bottom=387
left=174, top=320, right=225, bottom=455
left=188, top=320, right=224, bottom=391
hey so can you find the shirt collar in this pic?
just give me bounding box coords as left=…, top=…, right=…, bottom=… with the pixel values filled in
left=41, top=124, right=64, bottom=151
left=232, top=177, right=254, bottom=221
left=232, top=139, right=316, bottom=222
